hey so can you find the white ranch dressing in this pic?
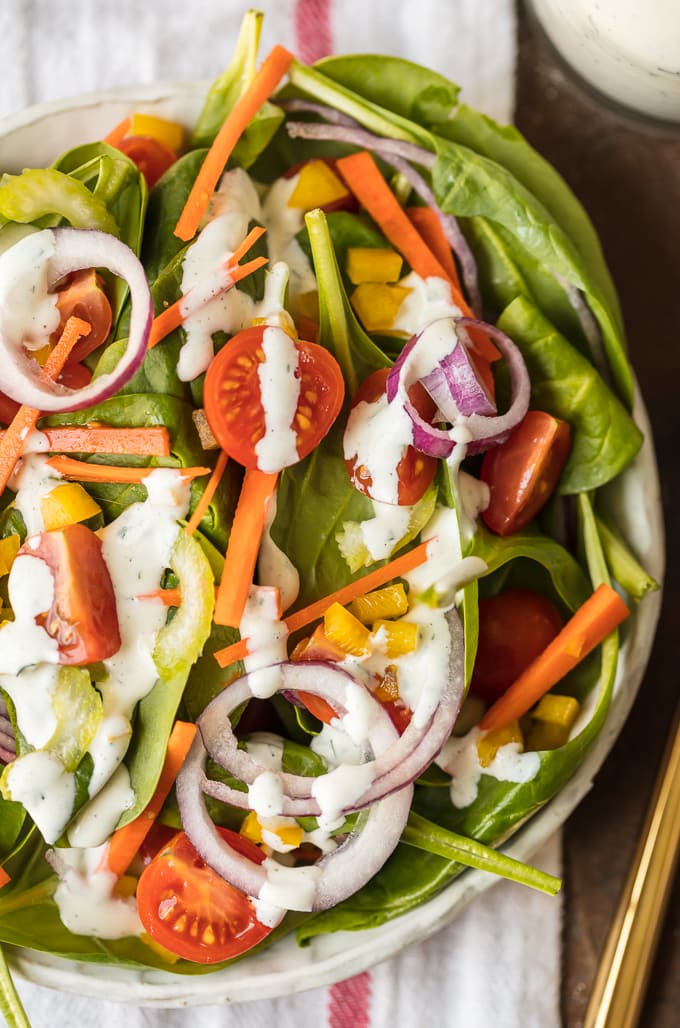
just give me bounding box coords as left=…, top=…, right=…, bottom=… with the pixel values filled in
left=404, top=504, right=487, bottom=603
left=358, top=499, right=412, bottom=561
left=245, top=731, right=285, bottom=771
left=248, top=769, right=285, bottom=818
left=392, top=272, right=463, bottom=336
left=4, top=750, right=75, bottom=844
left=0, top=553, right=59, bottom=675
left=240, top=586, right=288, bottom=698
left=260, top=175, right=317, bottom=300
left=0, top=663, right=60, bottom=749
left=257, top=491, right=300, bottom=612
left=0, top=228, right=60, bottom=351
left=10, top=453, right=62, bottom=535
left=437, top=728, right=541, bottom=809
left=67, top=763, right=135, bottom=848
left=255, top=325, right=300, bottom=472
left=51, top=844, right=142, bottom=939
left=259, top=857, right=321, bottom=911
left=87, top=468, right=190, bottom=797
left=343, top=391, right=415, bottom=505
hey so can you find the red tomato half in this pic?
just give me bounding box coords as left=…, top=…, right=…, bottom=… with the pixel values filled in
left=345, top=368, right=438, bottom=506
left=55, top=269, right=113, bottom=364
left=19, top=523, right=121, bottom=665
left=136, top=827, right=274, bottom=964
left=115, top=135, right=178, bottom=189
left=203, top=326, right=345, bottom=470
left=0, top=391, right=19, bottom=426
left=480, top=410, right=571, bottom=536
left=470, top=588, right=564, bottom=704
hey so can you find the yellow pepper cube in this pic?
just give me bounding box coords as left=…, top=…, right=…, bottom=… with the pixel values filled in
left=525, top=720, right=570, bottom=752
left=346, top=247, right=404, bottom=285
left=477, top=720, right=524, bottom=769
left=266, top=821, right=304, bottom=849
left=349, top=583, right=409, bottom=624
left=531, top=693, right=581, bottom=729
left=129, top=112, right=184, bottom=152
left=297, top=290, right=320, bottom=321
left=374, top=664, right=400, bottom=702
left=350, top=283, right=411, bottom=332
left=41, top=483, right=102, bottom=531
left=0, top=534, right=20, bottom=577
left=240, top=810, right=263, bottom=844
left=287, top=160, right=350, bottom=211
left=371, top=619, right=420, bottom=658
left=323, top=601, right=371, bottom=655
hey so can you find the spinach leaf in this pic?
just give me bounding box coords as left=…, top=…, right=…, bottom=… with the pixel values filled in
left=432, top=139, right=633, bottom=406
left=497, top=296, right=642, bottom=492
left=141, top=149, right=206, bottom=285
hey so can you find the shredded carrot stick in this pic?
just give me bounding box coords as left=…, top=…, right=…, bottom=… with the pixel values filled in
left=406, top=206, right=461, bottom=289
left=148, top=252, right=268, bottom=349
left=137, top=587, right=183, bottom=607
left=228, top=224, right=267, bottom=267
left=174, top=45, right=293, bottom=242
left=479, top=583, right=630, bottom=732
left=0, top=316, right=91, bottom=495
left=213, top=467, right=279, bottom=628
left=46, top=455, right=210, bottom=484
left=336, top=151, right=463, bottom=293
left=103, top=116, right=131, bottom=148
left=214, top=537, right=433, bottom=668
left=0, top=425, right=171, bottom=456
left=185, top=449, right=229, bottom=535
left=0, top=864, right=9, bottom=889
left=102, top=721, right=197, bottom=877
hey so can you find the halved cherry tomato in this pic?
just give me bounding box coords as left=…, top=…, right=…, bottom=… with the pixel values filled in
left=0, top=392, right=19, bottom=426
left=55, top=269, right=113, bottom=365
left=57, top=360, right=92, bottom=390
left=114, top=135, right=178, bottom=189
left=480, top=410, right=572, bottom=536
left=345, top=368, right=438, bottom=506
left=136, top=827, right=273, bottom=964
left=19, top=523, right=121, bottom=665
left=470, top=588, right=564, bottom=704
left=203, top=326, right=345, bottom=470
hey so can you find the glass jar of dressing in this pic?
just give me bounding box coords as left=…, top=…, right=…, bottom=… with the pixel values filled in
left=530, top=0, right=680, bottom=122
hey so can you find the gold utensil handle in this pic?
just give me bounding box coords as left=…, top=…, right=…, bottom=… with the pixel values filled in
left=584, top=703, right=680, bottom=1028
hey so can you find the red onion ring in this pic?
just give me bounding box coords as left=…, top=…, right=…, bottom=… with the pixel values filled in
left=387, top=316, right=530, bottom=458
left=0, top=227, right=152, bottom=412
left=176, top=691, right=413, bottom=912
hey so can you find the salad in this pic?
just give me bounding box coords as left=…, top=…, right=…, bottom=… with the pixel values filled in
left=0, top=8, right=659, bottom=1007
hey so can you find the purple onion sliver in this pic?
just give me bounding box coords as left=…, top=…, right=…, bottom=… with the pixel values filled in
left=0, top=227, right=152, bottom=413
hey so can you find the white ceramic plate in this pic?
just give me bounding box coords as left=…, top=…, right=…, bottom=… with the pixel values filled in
left=0, top=85, right=665, bottom=1006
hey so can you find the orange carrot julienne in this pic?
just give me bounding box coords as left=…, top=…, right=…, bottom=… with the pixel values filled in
left=406, top=206, right=461, bottom=289
left=336, top=151, right=469, bottom=301
left=148, top=253, right=268, bottom=349
left=46, top=455, right=210, bottom=484
left=103, top=116, right=131, bottom=148
left=0, top=864, right=9, bottom=889
left=185, top=449, right=229, bottom=535
left=102, top=720, right=196, bottom=877
left=137, top=587, right=183, bottom=607
left=0, top=315, right=91, bottom=495
left=0, top=425, right=171, bottom=456
left=174, top=45, right=293, bottom=242
left=479, top=583, right=630, bottom=732
left=214, top=537, right=434, bottom=668
left=213, top=467, right=279, bottom=628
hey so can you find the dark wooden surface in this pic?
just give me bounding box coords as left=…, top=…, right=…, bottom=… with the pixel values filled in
left=516, top=6, right=680, bottom=1026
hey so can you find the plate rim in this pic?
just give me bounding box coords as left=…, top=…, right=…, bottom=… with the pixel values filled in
left=0, top=85, right=666, bottom=1006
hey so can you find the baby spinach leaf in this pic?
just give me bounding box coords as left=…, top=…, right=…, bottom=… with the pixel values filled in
left=141, top=149, right=206, bottom=285
left=497, top=296, right=642, bottom=492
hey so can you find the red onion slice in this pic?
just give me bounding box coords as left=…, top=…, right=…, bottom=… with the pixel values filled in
left=176, top=700, right=413, bottom=912
left=386, top=316, right=530, bottom=458
left=0, top=227, right=152, bottom=412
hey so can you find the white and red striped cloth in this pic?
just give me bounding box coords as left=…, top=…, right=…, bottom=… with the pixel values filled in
left=0, top=2, right=563, bottom=1026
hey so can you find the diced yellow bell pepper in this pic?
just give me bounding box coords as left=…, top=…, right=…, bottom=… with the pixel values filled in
left=240, top=810, right=303, bottom=849
left=140, top=932, right=181, bottom=964
left=323, top=601, right=371, bottom=656
left=41, top=483, right=102, bottom=531
left=532, top=693, right=581, bottom=728
left=287, top=160, right=350, bottom=211
left=31, top=344, right=51, bottom=367
left=374, top=664, right=400, bottom=702
left=346, top=247, right=404, bottom=285
left=349, top=583, right=409, bottom=624
left=350, top=283, right=411, bottom=332
left=477, top=720, right=524, bottom=768
left=525, top=693, right=581, bottom=751
left=129, top=112, right=184, bottom=152
left=114, top=874, right=138, bottom=899
left=0, top=534, right=20, bottom=577
left=297, top=290, right=320, bottom=321
left=371, top=619, right=419, bottom=658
